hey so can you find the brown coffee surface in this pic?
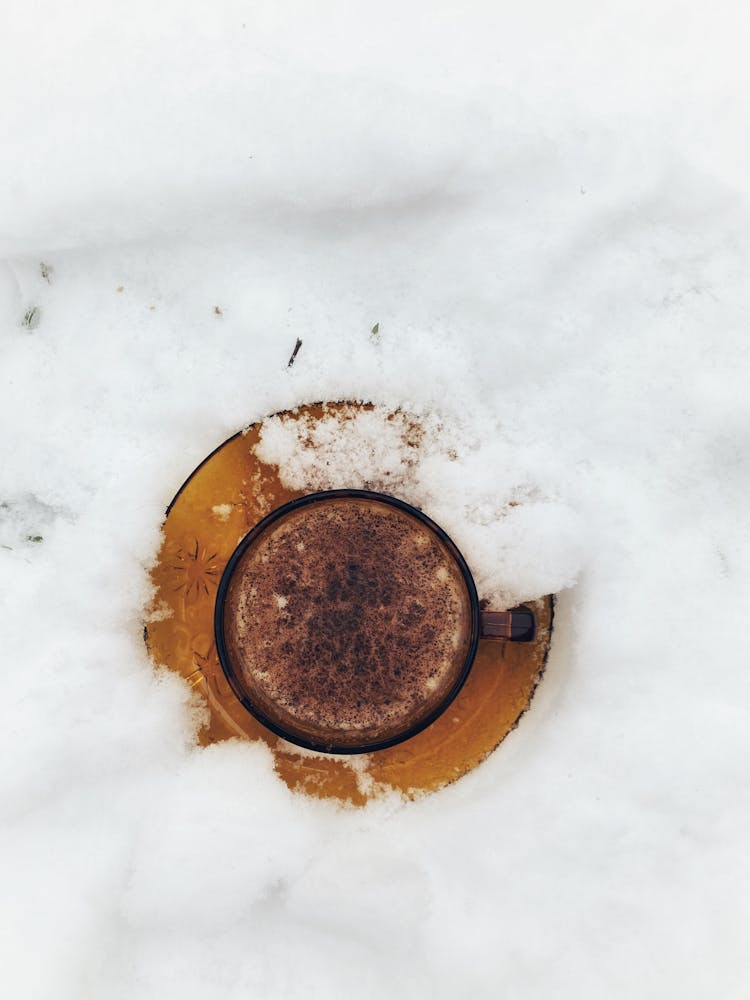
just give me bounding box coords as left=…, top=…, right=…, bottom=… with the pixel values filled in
left=222, top=497, right=473, bottom=747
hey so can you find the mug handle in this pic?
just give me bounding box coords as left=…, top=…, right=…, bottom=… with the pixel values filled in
left=480, top=606, right=535, bottom=642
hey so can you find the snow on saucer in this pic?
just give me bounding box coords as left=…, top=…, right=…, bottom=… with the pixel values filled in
left=255, top=403, right=583, bottom=608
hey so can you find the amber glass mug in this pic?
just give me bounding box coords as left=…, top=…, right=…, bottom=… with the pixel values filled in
left=214, top=490, right=534, bottom=754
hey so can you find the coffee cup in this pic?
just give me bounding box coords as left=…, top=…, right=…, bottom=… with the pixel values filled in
left=214, top=490, right=535, bottom=754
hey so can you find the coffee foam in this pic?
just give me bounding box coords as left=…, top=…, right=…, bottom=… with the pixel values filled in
left=222, top=497, right=473, bottom=746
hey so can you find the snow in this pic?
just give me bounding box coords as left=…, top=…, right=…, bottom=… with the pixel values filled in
left=254, top=405, right=583, bottom=607
left=1, top=2, right=749, bottom=998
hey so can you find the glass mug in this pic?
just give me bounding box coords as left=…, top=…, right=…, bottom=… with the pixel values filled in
left=214, top=490, right=535, bottom=754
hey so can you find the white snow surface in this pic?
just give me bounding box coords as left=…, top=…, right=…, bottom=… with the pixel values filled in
left=1, top=2, right=749, bottom=998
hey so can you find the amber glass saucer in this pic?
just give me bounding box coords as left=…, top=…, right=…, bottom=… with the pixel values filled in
left=145, top=402, right=553, bottom=805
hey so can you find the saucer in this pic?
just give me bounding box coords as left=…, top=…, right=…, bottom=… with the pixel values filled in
left=145, top=401, right=553, bottom=805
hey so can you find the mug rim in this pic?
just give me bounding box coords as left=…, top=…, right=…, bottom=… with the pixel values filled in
left=213, top=489, right=481, bottom=754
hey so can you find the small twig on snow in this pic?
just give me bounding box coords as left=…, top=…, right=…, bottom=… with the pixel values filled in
left=287, top=338, right=303, bottom=367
